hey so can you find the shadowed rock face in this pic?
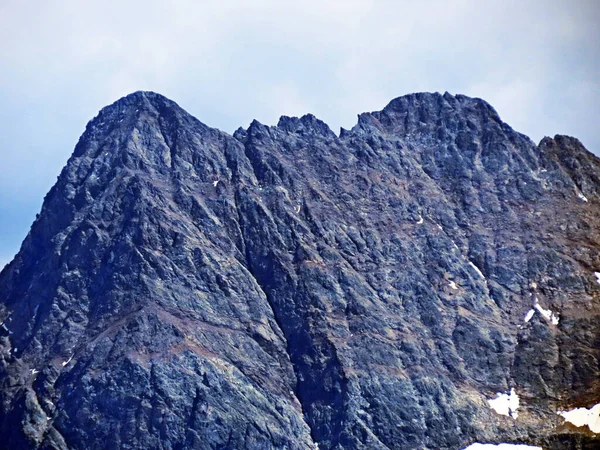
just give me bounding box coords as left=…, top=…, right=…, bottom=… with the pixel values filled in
left=1, top=91, right=599, bottom=450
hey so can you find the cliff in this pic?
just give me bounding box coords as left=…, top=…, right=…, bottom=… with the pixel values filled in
left=1, top=91, right=599, bottom=449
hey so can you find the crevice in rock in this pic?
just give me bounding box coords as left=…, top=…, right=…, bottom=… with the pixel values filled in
left=226, top=164, right=350, bottom=449
left=221, top=148, right=319, bottom=445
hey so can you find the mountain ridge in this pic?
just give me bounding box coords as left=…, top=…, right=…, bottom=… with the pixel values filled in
left=1, top=91, right=599, bottom=450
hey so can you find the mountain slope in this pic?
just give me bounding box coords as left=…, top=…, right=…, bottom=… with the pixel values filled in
left=1, top=91, right=599, bottom=449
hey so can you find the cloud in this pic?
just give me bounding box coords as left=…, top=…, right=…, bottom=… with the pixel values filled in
left=0, top=0, right=599, bottom=261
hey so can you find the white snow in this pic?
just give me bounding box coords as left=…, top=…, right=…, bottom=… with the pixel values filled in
left=213, top=180, right=219, bottom=187
left=295, top=205, right=301, bottom=213
left=416, top=216, right=423, bottom=224
left=449, top=280, right=458, bottom=290
left=62, top=355, right=74, bottom=367
left=524, top=309, right=535, bottom=323
left=534, top=300, right=559, bottom=325
left=437, top=224, right=443, bottom=231
left=534, top=302, right=552, bottom=320
left=469, top=261, right=485, bottom=279
left=1, top=323, right=8, bottom=331
left=577, top=191, right=589, bottom=202
left=557, top=403, right=600, bottom=433
left=595, top=272, right=600, bottom=285
left=487, top=388, right=520, bottom=419
left=463, top=444, right=542, bottom=450
left=30, top=368, right=39, bottom=375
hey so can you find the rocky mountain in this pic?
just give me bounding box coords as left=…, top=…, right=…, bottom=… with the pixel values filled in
left=1, top=91, right=599, bottom=450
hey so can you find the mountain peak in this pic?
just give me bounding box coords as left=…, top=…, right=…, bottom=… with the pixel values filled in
left=73, top=91, right=210, bottom=161
left=276, top=113, right=336, bottom=138
left=349, top=91, right=512, bottom=142
left=89, top=91, right=183, bottom=128
left=99, top=90, right=178, bottom=113
left=380, top=91, right=502, bottom=126
left=1, top=91, right=599, bottom=449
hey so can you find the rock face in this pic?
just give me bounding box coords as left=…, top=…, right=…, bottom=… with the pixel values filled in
left=1, top=91, right=599, bottom=450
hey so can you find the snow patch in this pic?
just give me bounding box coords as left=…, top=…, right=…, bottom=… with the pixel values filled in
left=463, top=444, right=542, bottom=450
left=557, top=403, right=600, bottom=433
left=487, top=388, right=520, bottom=419
left=416, top=216, right=423, bottom=225
left=469, top=261, right=485, bottom=279
left=534, top=299, right=559, bottom=325
left=449, top=280, right=458, bottom=290
left=524, top=309, right=535, bottom=323
left=577, top=191, right=589, bottom=202
left=213, top=180, right=219, bottom=187
left=595, top=272, right=600, bottom=285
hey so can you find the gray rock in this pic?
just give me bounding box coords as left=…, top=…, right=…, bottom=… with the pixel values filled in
left=1, top=91, right=599, bottom=449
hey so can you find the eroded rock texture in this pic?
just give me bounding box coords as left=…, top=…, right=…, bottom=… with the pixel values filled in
left=1, top=91, right=599, bottom=449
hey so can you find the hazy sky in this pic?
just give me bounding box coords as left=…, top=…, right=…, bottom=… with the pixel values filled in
left=1, top=0, right=599, bottom=269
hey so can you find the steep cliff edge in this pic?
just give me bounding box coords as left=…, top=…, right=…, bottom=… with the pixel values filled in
left=1, top=91, right=599, bottom=449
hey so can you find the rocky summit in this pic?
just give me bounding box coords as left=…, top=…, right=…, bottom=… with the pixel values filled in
left=1, top=91, right=599, bottom=450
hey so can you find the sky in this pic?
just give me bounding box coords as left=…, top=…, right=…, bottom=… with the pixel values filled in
left=1, top=0, right=599, bottom=269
